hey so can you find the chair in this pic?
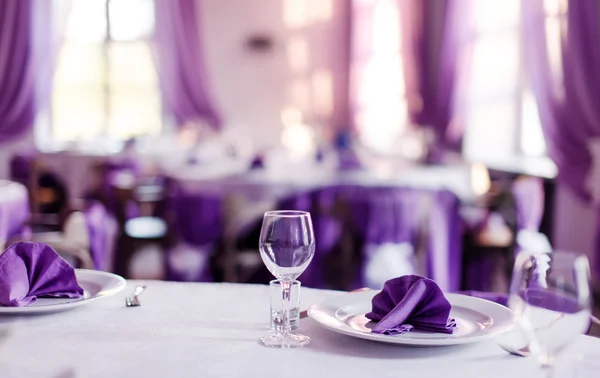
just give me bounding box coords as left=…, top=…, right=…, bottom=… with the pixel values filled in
left=159, top=184, right=218, bottom=282
left=9, top=206, right=95, bottom=269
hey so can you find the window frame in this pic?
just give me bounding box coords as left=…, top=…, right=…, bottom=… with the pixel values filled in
left=37, top=0, right=165, bottom=154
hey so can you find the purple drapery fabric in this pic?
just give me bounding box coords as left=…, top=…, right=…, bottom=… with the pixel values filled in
left=427, top=189, right=462, bottom=292
left=164, top=183, right=220, bottom=282
left=83, top=201, right=113, bottom=271
left=0, top=0, right=54, bottom=143
left=154, top=0, right=222, bottom=129
left=523, top=0, right=600, bottom=278
left=523, top=0, right=600, bottom=201
left=0, top=1, right=35, bottom=142
left=512, top=176, right=545, bottom=232
left=400, top=0, right=472, bottom=157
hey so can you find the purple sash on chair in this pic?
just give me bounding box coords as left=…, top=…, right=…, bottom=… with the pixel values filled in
left=165, top=185, right=221, bottom=282
left=278, top=187, right=342, bottom=288
left=9, top=153, right=34, bottom=186
left=279, top=186, right=462, bottom=292
left=83, top=201, right=115, bottom=271
left=428, top=189, right=462, bottom=292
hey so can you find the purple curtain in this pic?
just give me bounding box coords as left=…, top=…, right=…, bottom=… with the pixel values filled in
left=401, top=0, right=472, bottom=156
left=0, top=0, right=35, bottom=142
left=523, top=0, right=600, bottom=278
left=154, top=0, right=222, bottom=129
left=0, top=0, right=55, bottom=143
left=523, top=0, right=600, bottom=201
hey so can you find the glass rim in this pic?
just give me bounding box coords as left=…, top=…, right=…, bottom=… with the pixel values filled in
left=264, top=210, right=311, bottom=218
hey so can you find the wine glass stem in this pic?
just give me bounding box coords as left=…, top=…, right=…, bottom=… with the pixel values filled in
left=541, top=354, right=554, bottom=378
left=281, top=281, right=292, bottom=337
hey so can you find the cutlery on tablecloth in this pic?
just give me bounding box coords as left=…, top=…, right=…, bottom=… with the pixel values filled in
left=498, top=343, right=531, bottom=357
left=125, top=285, right=147, bottom=307
left=299, top=287, right=371, bottom=319
left=499, top=314, right=600, bottom=358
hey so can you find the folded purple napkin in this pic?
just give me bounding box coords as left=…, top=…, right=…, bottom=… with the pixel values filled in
left=0, top=242, right=84, bottom=307
left=365, top=275, right=456, bottom=335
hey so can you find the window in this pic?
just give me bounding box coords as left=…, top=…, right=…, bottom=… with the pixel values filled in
left=351, top=0, right=409, bottom=155
left=350, top=0, right=557, bottom=170
left=280, top=0, right=336, bottom=159
left=41, top=0, right=161, bottom=152
left=463, top=0, right=563, bottom=164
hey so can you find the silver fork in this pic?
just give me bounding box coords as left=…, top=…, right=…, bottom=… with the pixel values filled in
left=125, top=285, right=147, bottom=307
left=498, top=313, right=600, bottom=357
left=498, top=343, right=531, bottom=357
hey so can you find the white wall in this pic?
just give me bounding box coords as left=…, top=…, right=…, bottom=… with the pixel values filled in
left=201, top=0, right=349, bottom=149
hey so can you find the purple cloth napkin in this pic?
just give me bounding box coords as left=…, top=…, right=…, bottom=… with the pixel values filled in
left=0, top=242, right=84, bottom=307
left=365, top=275, right=456, bottom=335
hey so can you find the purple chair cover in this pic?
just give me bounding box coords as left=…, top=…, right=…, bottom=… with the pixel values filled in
left=280, top=186, right=461, bottom=292
left=0, top=242, right=84, bottom=307
left=165, top=185, right=221, bottom=281
left=83, top=201, right=114, bottom=271
left=278, top=187, right=342, bottom=288
left=94, top=160, right=142, bottom=220
left=9, top=153, right=34, bottom=186
left=426, top=190, right=462, bottom=292
left=366, top=275, right=456, bottom=335
left=512, top=177, right=545, bottom=232
left=348, top=187, right=420, bottom=246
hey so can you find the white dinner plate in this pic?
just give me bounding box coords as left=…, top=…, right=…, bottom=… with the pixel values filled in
left=308, top=290, right=516, bottom=346
left=0, top=270, right=126, bottom=315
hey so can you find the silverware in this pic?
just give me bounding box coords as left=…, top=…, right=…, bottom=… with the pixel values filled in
left=498, top=314, right=599, bottom=358
left=299, top=287, right=371, bottom=319
left=125, top=285, right=147, bottom=307
left=498, top=343, right=531, bottom=357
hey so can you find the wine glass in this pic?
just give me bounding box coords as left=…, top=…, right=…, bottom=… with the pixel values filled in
left=259, top=210, right=315, bottom=348
left=508, top=251, right=591, bottom=377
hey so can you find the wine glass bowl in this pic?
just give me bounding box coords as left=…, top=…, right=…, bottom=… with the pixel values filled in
left=258, top=210, right=315, bottom=348
left=508, top=251, right=591, bottom=374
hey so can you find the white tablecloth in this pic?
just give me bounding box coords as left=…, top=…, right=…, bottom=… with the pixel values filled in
left=0, top=281, right=597, bottom=378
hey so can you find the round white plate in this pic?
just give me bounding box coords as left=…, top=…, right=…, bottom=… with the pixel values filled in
left=0, top=270, right=126, bottom=315
left=308, top=290, right=516, bottom=346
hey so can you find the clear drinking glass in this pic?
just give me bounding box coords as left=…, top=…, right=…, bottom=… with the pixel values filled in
left=259, top=210, right=315, bottom=348
left=508, top=251, right=592, bottom=377
left=270, top=279, right=300, bottom=331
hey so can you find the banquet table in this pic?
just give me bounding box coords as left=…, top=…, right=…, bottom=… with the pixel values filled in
left=0, top=281, right=597, bottom=378
left=166, top=166, right=467, bottom=291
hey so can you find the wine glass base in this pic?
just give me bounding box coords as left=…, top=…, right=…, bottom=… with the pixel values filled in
left=260, top=333, right=311, bottom=348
